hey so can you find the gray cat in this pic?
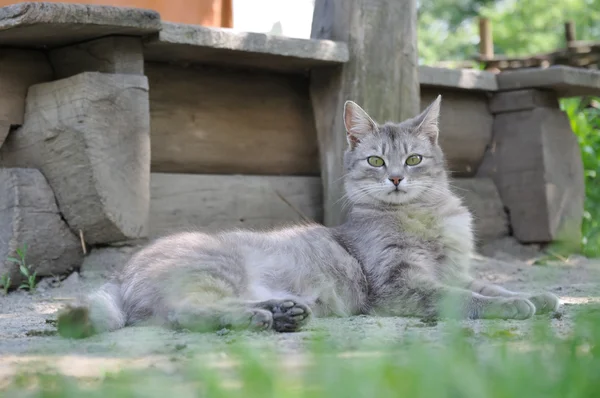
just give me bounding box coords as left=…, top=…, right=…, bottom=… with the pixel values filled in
left=57, top=96, right=560, bottom=338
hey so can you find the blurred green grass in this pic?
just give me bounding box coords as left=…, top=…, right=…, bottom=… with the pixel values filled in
left=3, top=304, right=600, bottom=398
left=561, top=97, right=600, bottom=257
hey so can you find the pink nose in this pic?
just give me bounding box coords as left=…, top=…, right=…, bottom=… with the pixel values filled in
left=389, top=177, right=403, bottom=186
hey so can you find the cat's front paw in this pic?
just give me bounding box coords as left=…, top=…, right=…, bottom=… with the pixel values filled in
left=484, top=297, right=536, bottom=320
left=527, top=292, right=560, bottom=314
left=255, top=298, right=312, bottom=332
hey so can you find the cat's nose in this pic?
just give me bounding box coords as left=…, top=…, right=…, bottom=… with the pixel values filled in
left=389, top=176, right=403, bottom=186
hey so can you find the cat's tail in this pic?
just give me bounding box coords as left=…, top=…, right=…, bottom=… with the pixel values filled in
left=57, top=282, right=126, bottom=339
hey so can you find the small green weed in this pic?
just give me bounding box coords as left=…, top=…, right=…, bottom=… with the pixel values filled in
left=6, top=243, right=37, bottom=292
left=0, top=273, right=11, bottom=295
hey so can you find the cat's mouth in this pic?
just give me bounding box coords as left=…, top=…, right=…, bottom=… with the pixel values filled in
left=388, top=187, right=407, bottom=194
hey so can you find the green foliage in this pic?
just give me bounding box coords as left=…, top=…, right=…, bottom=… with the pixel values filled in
left=560, top=97, right=600, bottom=257
left=3, top=306, right=600, bottom=397
left=419, top=0, right=600, bottom=256
left=0, top=273, right=10, bottom=295
left=6, top=243, right=37, bottom=292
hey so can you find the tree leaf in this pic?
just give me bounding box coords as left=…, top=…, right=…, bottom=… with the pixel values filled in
left=19, top=265, right=29, bottom=276
left=6, top=257, right=21, bottom=264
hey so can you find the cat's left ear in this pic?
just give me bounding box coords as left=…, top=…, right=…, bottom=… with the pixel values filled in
left=413, top=95, right=441, bottom=145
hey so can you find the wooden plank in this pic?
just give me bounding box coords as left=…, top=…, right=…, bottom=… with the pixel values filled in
left=496, top=66, right=600, bottom=97
left=452, top=178, right=509, bottom=244
left=147, top=62, right=319, bottom=175
left=421, top=88, right=493, bottom=176
left=0, top=2, right=160, bottom=48
left=489, top=89, right=559, bottom=114
left=149, top=173, right=323, bottom=237
left=310, top=0, right=419, bottom=226
left=143, top=22, right=349, bottom=74
left=0, top=49, right=53, bottom=126
left=0, top=120, right=9, bottom=149
left=0, top=72, right=151, bottom=245
left=50, top=36, right=144, bottom=79
left=419, top=66, right=498, bottom=91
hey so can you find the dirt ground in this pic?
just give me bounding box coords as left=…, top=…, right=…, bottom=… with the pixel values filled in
left=1, top=237, right=599, bottom=387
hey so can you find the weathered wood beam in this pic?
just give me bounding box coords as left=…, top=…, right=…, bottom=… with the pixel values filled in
left=50, top=36, right=145, bottom=79
left=309, top=0, right=419, bottom=226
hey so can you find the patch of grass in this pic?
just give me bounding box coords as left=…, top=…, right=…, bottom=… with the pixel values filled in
left=1, top=273, right=11, bottom=295
left=6, top=243, right=38, bottom=292
left=3, top=305, right=600, bottom=398
left=561, top=97, right=600, bottom=257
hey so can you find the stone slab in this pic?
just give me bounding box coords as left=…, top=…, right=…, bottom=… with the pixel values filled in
left=0, top=72, right=151, bottom=245
left=419, top=66, right=498, bottom=92
left=143, top=22, right=349, bottom=73
left=0, top=168, right=83, bottom=287
left=0, top=2, right=160, bottom=48
left=496, top=66, right=600, bottom=98
left=149, top=173, right=323, bottom=237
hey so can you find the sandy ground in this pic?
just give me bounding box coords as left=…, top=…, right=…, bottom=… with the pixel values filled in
left=1, top=237, right=599, bottom=386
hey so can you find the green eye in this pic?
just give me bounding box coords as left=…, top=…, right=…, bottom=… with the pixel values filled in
left=367, top=156, right=385, bottom=167
left=405, top=155, right=422, bottom=166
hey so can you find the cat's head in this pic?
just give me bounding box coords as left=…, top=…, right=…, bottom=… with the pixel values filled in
left=342, top=96, right=447, bottom=206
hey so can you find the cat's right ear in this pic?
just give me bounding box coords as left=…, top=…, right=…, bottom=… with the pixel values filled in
left=344, top=101, right=378, bottom=149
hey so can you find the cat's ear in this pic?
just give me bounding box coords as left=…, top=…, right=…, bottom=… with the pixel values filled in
left=413, top=95, right=441, bottom=145
left=344, top=100, right=378, bottom=149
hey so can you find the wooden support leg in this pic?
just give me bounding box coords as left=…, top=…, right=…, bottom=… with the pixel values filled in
left=309, top=0, right=420, bottom=227
left=479, top=89, right=585, bottom=249
left=0, top=72, right=151, bottom=244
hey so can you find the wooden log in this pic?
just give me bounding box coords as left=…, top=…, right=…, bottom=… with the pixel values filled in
left=50, top=36, right=144, bottom=79
left=147, top=62, right=319, bottom=175
left=310, top=0, right=419, bottom=226
left=0, top=2, right=161, bottom=48
left=451, top=178, right=509, bottom=245
left=421, top=88, right=493, bottom=176
left=478, top=17, right=494, bottom=59
left=149, top=173, right=323, bottom=237
left=0, top=49, right=53, bottom=127
left=565, top=21, right=576, bottom=47
left=0, top=72, right=151, bottom=245
left=0, top=168, right=83, bottom=287
left=478, top=90, right=584, bottom=248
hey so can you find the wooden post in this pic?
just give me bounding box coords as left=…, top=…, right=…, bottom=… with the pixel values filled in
left=565, top=21, right=576, bottom=47
left=479, top=17, right=493, bottom=59
left=310, top=0, right=419, bottom=227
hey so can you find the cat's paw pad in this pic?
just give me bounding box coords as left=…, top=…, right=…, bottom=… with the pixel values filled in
left=528, top=292, right=560, bottom=314
left=487, top=297, right=535, bottom=320
left=255, top=299, right=312, bottom=332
